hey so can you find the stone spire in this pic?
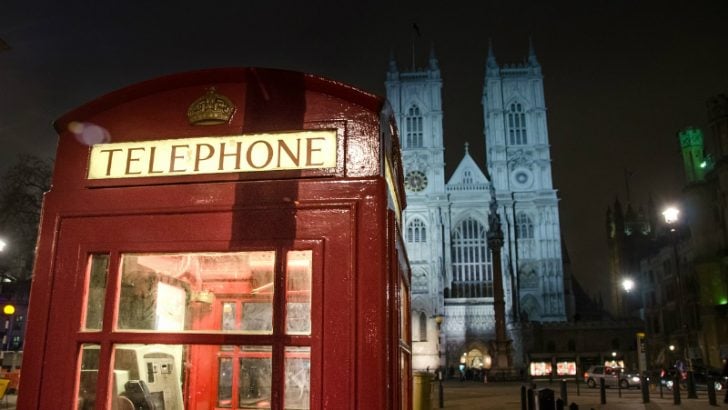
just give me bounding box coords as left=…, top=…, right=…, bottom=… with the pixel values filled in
left=428, top=42, right=439, bottom=71
left=528, top=36, right=539, bottom=66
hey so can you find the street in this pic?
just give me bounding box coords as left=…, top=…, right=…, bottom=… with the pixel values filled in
left=436, top=379, right=728, bottom=409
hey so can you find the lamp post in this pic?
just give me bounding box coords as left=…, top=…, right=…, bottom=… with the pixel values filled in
left=662, top=206, right=697, bottom=398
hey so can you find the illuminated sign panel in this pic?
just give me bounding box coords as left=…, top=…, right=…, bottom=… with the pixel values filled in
left=87, top=130, right=337, bottom=179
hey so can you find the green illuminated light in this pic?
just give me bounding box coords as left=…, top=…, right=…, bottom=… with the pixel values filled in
left=700, top=161, right=707, bottom=169
left=719, top=297, right=728, bottom=305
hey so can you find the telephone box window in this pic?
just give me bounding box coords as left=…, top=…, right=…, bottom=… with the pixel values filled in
left=286, top=250, right=312, bottom=335
left=76, top=343, right=100, bottom=409
left=116, top=251, right=275, bottom=333
left=284, top=346, right=311, bottom=409
left=111, top=344, right=185, bottom=410
left=82, top=254, right=109, bottom=331
left=238, top=346, right=273, bottom=408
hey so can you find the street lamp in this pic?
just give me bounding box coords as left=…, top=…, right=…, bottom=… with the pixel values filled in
left=0, top=239, right=6, bottom=252
left=621, top=278, right=635, bottom=293
left=662, top=206, right=698, bottom=398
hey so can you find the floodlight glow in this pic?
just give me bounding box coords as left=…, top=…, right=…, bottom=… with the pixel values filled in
left=662, top=207, right=680, bottom=224
left=622, top=278, right=635, bottom=293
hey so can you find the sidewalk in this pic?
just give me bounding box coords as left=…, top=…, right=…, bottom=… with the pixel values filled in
left=438, top=380, right=728, bottom=409
left=0, top=393, right=15, bottom=410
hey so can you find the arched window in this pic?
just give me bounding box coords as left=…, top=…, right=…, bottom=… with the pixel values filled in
left=448, top=218, right=492, bottom=298
left=419, top=312, right=427, bottom=342
left=405, top=105, right=423, bottom=148
left=406, top=218, right=427, bottom=243
left=462, top=170, right=473, bottom=184
left=507, top=102, right=527, bottom=145
left=515, top=212, right=534, bottom=239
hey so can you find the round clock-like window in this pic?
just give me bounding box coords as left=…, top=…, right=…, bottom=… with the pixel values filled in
left=405, top=170, right=428, bottom=192
left=511, top=168, right=533, bottom=189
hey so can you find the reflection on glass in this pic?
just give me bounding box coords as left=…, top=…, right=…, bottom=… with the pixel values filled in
left=76, top=344, right=100, bottom=410
left=238, top=346, right=273, bottom=409
left=83, top=255, right=109, bottom=330
left=117, top=251, right=275, bottom=333
left=284, top=346, right=310, bottom=409
left=286, top=251, right=312, bottom=335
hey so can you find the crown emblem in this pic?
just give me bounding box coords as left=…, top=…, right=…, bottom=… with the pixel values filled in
left=187, top=87, right=235, bottom=125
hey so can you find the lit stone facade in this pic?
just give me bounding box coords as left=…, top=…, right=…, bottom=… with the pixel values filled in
left=385, top=42, right=566, bottom=374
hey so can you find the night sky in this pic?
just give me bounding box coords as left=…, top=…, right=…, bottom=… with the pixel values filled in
left=2, top=1, right=728, bottom=305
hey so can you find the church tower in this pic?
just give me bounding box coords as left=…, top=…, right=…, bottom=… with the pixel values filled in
left=386, top=46, right=449, bottom=370
left=482, top=39, right=566, bottom=321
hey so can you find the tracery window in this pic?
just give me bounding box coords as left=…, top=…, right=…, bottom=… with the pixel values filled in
left=516, top=212, right=534, bottom=239
left=507, top=102, right=527, bottom=145
left=449, top=218, right=492, bottom=298
left=406, top=218, right=427, bottom=243
left=405, top=105, right=423, bottom=148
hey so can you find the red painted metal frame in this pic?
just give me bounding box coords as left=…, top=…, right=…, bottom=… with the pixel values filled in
left=19, top=68, right=410, bottom=409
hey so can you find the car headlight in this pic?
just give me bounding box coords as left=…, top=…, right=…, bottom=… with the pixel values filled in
left=631, top=376, right=640, bottom=382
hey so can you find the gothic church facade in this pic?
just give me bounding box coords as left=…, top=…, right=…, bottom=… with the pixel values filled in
left=385, top=42, right=566, bottom=372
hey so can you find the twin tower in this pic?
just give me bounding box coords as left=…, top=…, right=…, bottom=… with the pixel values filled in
left=385, top=41, right=566, bottom=371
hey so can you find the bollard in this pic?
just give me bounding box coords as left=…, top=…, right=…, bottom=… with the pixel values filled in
left=599, top=378, right=606, bottom=404
left=641, top=374, right=650, bottom=403
left=537, top=388, right=555, bottom=410
left=527, top=387, right=535, bottom=410
left=617, top=374, right=622, bottom=398
left=658, top=374, right=663, bottom=399
left=438, top=375, right=444, bottom=409
left=707, top=375, right=717, bottom=406
left=568, top=403, right=579, bottom=410
left=412, top=371, right=432, bottom=410
left=560, top=379, right=568, bottom=404
left=575, top=373, right=580, bottom=396
left=672, top=372, right=681, bottom=405
left=520, top=385, right=527, bottom=410
left=686, top=370, right=697, bottom=399
left=556, top=398, right=564, bottom=410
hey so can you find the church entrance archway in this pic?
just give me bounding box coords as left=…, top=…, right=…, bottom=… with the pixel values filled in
left=459, top=343, right=492, bottom=370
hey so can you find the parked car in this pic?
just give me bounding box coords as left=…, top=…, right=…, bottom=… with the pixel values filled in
left=663, top=368, right=726, bottom=391
left=583, top=365, right=641, bottom=389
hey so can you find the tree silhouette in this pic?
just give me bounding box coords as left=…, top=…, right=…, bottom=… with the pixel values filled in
left=0, top=155, right=52, bottom=280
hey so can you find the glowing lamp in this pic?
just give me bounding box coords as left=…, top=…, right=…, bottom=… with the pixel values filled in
left=3, top=305, right=15, bottom=315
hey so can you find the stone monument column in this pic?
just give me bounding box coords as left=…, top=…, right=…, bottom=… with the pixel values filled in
left=487, top=186, right=513, bottom=374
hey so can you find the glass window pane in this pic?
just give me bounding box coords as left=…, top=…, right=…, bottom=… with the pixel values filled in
left=218, top=357, right=233, bottom=408
left=286, top=250, right=312, bottom=335
left=117, top=251, right=275, bottom=333
left=111, top=344, right=185, bottom=410
left=76, top=344, right=100, bottom=410
left=239, top=346, right=273, bottom=409
left=284, top=346, right=310, bottom=410
left=83, top=254, right=109, bottom=330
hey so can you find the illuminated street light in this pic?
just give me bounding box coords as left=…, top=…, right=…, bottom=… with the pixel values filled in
left=662, top=207, right=679, bottom=229
left=621, top=278, right=635, bottom=293
left=0, top=238, right=6, bottom=252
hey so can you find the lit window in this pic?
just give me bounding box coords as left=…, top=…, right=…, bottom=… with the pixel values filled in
left=449, top=218, right=492, bottom=298
left=507, top=103, right=528, bottom=145
left=405, top=105, right=423, bottom=148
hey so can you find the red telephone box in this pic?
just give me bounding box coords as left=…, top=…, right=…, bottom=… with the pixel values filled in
left=19, top=68, right=411, bottom=409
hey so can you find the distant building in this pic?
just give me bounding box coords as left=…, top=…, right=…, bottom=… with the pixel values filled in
left=607, top=98, right=728, bottom=370
left=385, top=41, right=566, bottom=375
